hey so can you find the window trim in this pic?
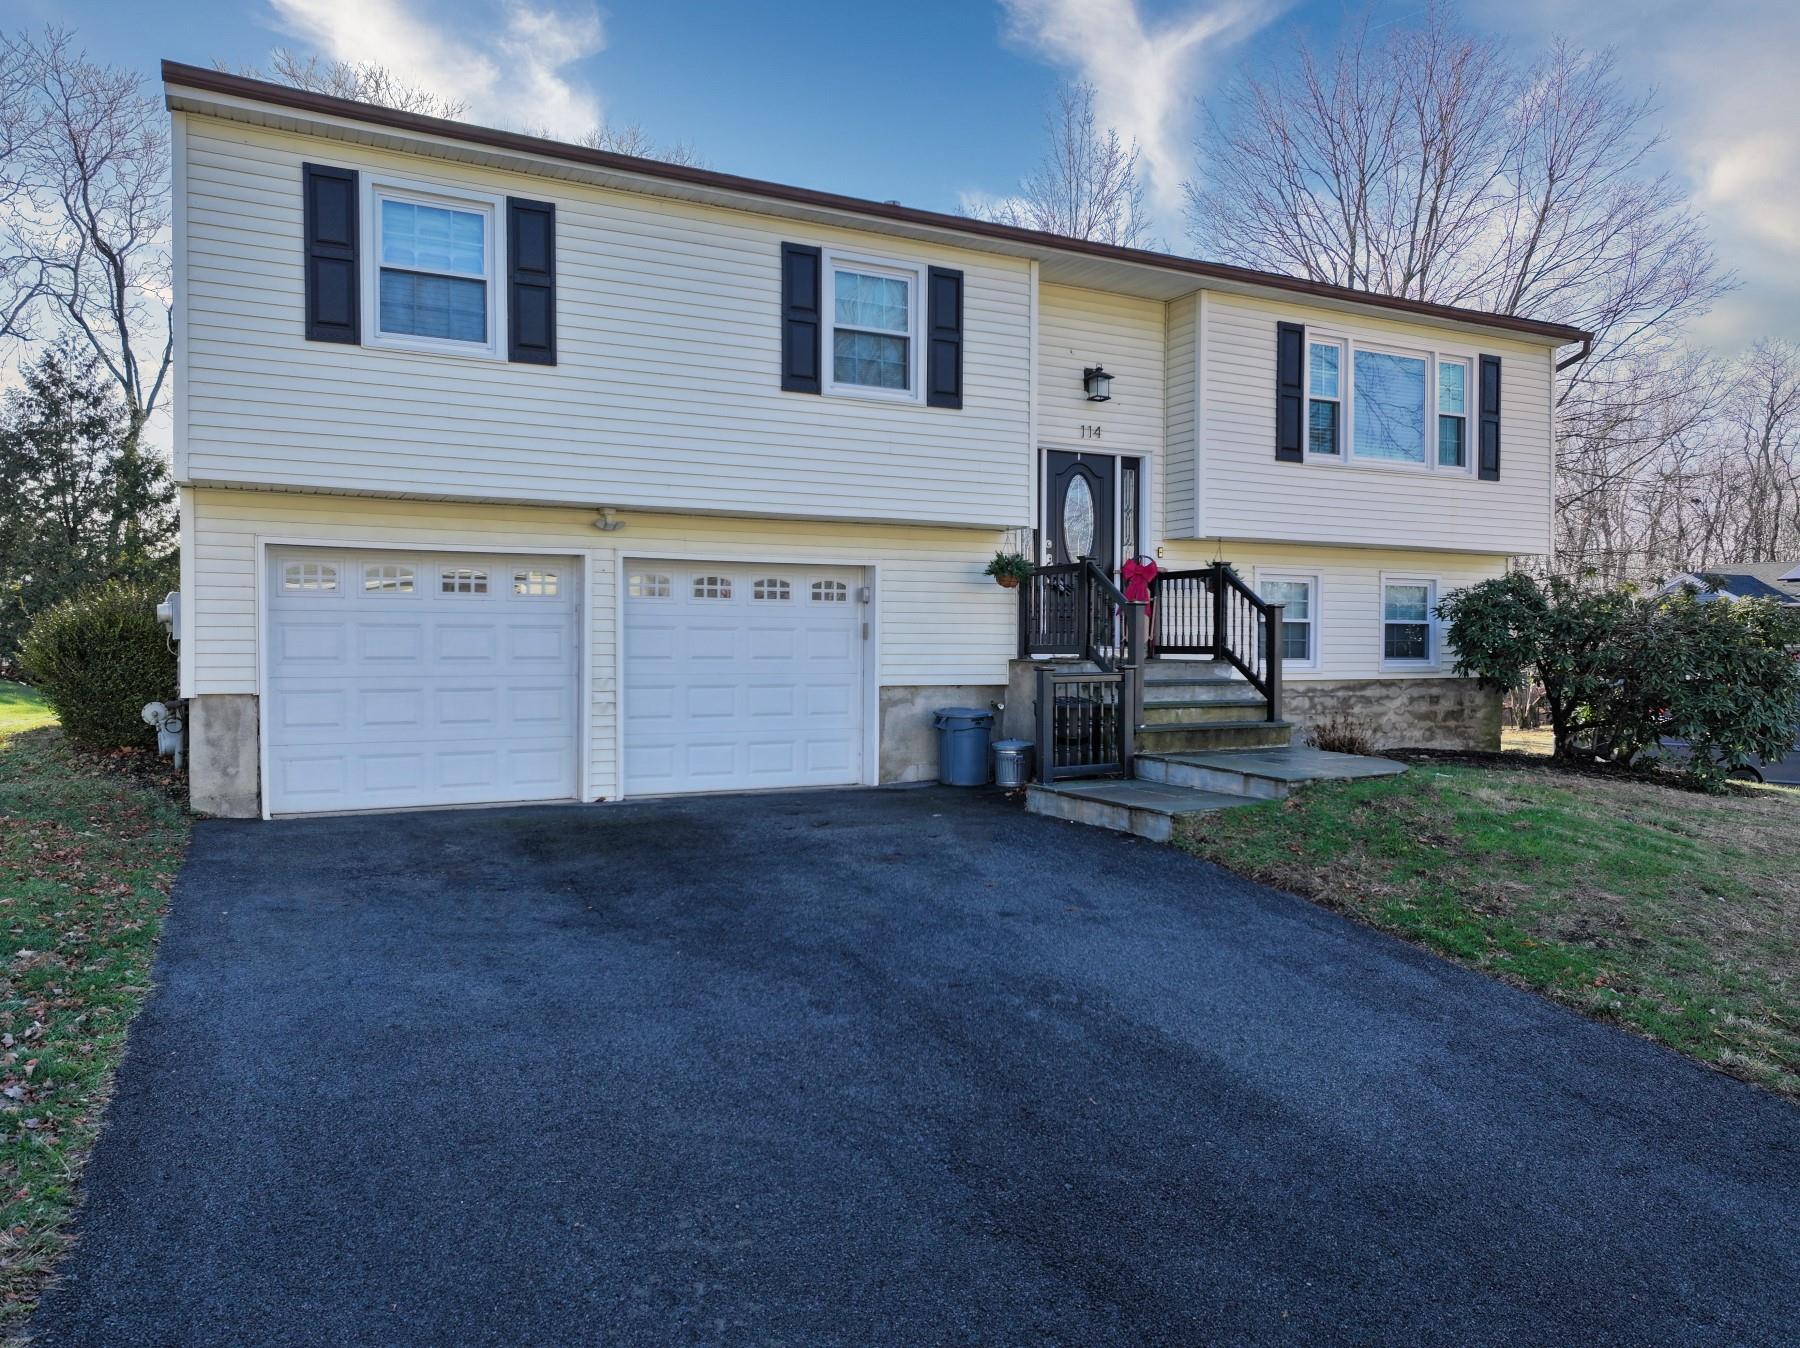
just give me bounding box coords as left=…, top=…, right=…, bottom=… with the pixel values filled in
left=1380, top=574, right=1441, bottom=669
left=1436, top=355, right=1472, bottom=469
left=822, top=248, right=926, bottom=404
left=1305, top=339, right=1344, bottom=458
left=1302, top=327, right=1478, bottom=477
left=1255, top=570, right=1320, bottom=672
left=360, top=173, right=508, bottom=361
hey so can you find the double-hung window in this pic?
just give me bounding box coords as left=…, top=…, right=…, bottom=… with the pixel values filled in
left=1437, top=358, right=1470, bottom=468
left=369, top=183, right=501, bottom=356
left=1382, top=578, right=1437, bottom=666
left=826, top=255, right=921, bottom=399
left=1259, top=574, right=1319, bottom=669
left=1307, top=340, right=1344, bottom=456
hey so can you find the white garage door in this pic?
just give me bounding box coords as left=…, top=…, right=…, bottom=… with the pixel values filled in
left=265, top=549, right=580, bottom=814
left=623, top=562, right=867, bottom=795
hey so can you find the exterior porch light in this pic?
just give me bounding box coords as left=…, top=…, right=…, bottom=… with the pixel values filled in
left=1083, top=365, right=1113, bottom=402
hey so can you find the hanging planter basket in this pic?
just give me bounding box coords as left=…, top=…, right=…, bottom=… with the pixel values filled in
left=984, top=552, right=1033, bottom=589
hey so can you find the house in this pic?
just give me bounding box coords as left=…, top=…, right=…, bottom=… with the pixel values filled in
left=1657, top=563, right=1800, bottom=607
left=161, top=62, right=1589, bottom=819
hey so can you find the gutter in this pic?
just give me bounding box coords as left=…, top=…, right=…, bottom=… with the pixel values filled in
left=1555, top=336, right=1593, bottom=372
left=160, top=60, right=1593, bottom=348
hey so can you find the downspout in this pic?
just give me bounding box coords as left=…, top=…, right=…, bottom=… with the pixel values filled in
left=1555, top=336, right=1593, bottom=373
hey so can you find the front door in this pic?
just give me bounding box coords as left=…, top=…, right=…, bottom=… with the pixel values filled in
left=1044, top=451, right=1116, bottom=568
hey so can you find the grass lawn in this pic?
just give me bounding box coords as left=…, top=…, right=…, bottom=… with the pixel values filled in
left=0, top=681, right=188, bottom=1334
left=1178, top=759, right=1800, bottom=1098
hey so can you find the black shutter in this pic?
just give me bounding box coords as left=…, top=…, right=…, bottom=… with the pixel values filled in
left=1275, top=321, right=1305, bottom=462
left=781, top=243, right=822, bottom=393
left=302, top=163, right=359, bottom=344
left=1478, top=354, right=1502, bottom=481
left=926, top=266, right=964, bottom=409
left=507, top=197, right=556, bottom=365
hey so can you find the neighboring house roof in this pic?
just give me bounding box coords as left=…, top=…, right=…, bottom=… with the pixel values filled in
left=1661, top=563, right=1800, bottom=605
left=160, top=60, right=1592, bottom=349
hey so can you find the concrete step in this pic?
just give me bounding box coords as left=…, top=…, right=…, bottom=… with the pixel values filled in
left=1025, top=779, right=1262, bottom=842
left=1140, top=697, right=1270, bottom=724
left=1134, top=719, right=1295, bottom=752
left=1135, top=746, right=1409, bottom=799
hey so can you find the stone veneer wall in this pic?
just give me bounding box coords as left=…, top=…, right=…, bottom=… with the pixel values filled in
left=1283, top=678, right=1500, bottom=751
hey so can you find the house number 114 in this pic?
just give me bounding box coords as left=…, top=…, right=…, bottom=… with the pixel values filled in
left=1079, top=424, right=1103, bottom=440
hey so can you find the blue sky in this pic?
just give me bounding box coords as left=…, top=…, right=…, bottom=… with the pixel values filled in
left=35, top=0, right=1800, bottom=347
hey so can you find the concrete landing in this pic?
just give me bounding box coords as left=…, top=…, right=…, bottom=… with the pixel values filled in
left=1026, top=779, right=1261, bottom=842
left=1137, top=746, right=1406, bottom=799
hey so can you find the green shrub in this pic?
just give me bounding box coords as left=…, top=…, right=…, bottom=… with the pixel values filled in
left=1436, top=572, right=1635, bottom=760
left=19, top=581, right=176, bottom=749
left=1439, top=573, right=1800, bottom=790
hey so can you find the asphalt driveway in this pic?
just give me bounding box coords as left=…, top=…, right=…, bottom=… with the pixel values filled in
left=30, top=786, right=1800, bottom=1346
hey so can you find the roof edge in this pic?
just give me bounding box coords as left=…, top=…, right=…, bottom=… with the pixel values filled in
left=161, top=61, right=1591, bottom=346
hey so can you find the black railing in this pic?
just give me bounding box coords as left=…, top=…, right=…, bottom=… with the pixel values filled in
left=1017, top=558, right=1145, bottom=671
left=1019, top=560, right=1284, bottom=723
left=1035, top=668, right=1136, bottom=782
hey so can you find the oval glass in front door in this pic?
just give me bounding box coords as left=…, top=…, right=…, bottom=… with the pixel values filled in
left=1062, top=474, right=1095, bottom=558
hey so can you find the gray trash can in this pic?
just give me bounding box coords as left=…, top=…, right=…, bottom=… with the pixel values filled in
left=992, top=738, right=1033, bottom=789
left=933, top=707, right=994, bottom=786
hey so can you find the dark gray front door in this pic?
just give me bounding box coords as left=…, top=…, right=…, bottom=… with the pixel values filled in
left=1044, top=452, right=1115, bottom=568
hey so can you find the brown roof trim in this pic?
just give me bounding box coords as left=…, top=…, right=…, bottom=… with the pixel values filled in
left=162, top=60, right=1591, bottom=345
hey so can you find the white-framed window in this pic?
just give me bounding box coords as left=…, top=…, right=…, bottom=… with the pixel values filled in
left=1258, top=573, right=1319, bottom=670
left=282, top=560, right=339, bottom=593
left=1381, top=577, right=1438, bottom=666
left=693, top=575, right=733, bottom=600
left=363, top=564, right=415, bottom=594
left=364, top=177, right=505, bottom=358
left=1307, top=340, right=1343, bottom=457
left=511, top=568, right=559, bottom=597
left=1437, top=358, right=1470, bottom=469
left=811, top=580, right=849, bottom=603
left=1303, top=329, right=1475, bottom=475
left=628, top=572, right=671, bottom=599
left=752, top=578, right=791, bottom=602
left=824, top=251, right=923, bottom=401
left=440, top=566, right=489, bottom=595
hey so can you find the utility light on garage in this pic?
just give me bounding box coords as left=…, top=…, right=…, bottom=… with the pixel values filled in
left=593, top=507, right=624, bottom=532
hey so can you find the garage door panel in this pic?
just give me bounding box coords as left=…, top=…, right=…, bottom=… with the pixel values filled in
left=624, top=561, right=865, bottom=796
left=266, top=549, right=578, bottom=814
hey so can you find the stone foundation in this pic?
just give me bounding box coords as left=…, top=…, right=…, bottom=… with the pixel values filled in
left=878, top=684, right=1007, bottom=783
left=188, top=693, right=261, bottom=818
left=1282, top=678, right=1500, bottom=751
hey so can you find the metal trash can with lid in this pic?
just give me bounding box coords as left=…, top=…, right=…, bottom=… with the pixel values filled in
left=933, top=707, right=995, bottom=786
left=992, top=738, right=1033, bottom=789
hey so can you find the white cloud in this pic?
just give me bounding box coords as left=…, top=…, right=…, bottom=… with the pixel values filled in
left=267, top=0, right=605, bottom=136
left=1479, top=0, right=1800, bottom=349
left=996, top=0, right=1284, bottom=232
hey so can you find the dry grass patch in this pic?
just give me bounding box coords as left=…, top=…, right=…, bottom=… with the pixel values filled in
left=1177, top=759, right=1800, bottom=1097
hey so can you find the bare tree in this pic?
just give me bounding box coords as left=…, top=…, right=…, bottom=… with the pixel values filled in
left=229, top=50, right=466, bottom=119
left=1184, top=10, right=1726, bottom=389
left=575, top=123, right=706, bottom=169
left=0, top=29, right=171, bottom=498
left=975, top=81, right=1152, bottom=247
